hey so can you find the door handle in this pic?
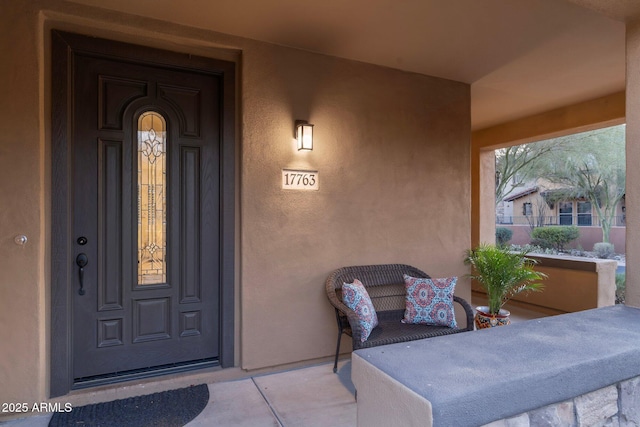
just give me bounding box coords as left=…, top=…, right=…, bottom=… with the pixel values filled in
left=76, top=253, right=88, bottom=296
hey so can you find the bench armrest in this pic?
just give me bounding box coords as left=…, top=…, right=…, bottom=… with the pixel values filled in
left=453, top=295, right=475, bottom=331
left=326, top=281, right=367, bottom=342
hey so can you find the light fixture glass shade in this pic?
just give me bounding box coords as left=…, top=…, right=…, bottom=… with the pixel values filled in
left=296, top=123, right=314, bottom=151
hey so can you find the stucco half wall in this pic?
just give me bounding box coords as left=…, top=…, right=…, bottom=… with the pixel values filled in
left=0, top=0, right=471, bottom=403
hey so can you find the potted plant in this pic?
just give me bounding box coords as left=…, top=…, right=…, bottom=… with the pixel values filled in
left=464, top=244, right=546, bottom=329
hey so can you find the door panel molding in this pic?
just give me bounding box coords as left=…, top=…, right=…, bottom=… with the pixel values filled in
left=98, top=138, right=124, bottom=311
left=51, top=30, right=235, bottom=397
left=180, top=146, right=202, bottom=303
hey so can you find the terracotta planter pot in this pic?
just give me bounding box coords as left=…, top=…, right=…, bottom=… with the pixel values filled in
left=474, top=306, right=511, bottom=329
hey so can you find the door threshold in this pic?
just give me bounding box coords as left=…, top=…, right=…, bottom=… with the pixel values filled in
left=73, top=359, right=219, bottom=390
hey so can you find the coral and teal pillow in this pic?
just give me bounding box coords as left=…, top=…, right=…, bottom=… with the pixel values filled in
left=402, top=275, right=457, bottom=328
left=342, top=279, right=378, bottom=342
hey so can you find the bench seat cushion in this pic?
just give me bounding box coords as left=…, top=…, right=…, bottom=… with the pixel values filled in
left=355, top=310, right=463, bottom=349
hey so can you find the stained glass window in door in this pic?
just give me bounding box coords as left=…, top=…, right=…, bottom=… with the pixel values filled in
left=137, top=111, right=167, bottom=285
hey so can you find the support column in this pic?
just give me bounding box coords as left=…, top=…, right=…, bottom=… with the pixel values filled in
left=471, top=141, right=497, bottom=248
left=478, top=149, right=496, bottom=246
left=626, top=20, right=640, bottom=308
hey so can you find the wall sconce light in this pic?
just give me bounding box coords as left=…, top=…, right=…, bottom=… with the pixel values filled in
left=295, top=120, right=314, bottom=151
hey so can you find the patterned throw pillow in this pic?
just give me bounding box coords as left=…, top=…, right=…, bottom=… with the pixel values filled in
left=402, top=275, right=457, bottom=328
left=342, top=279, right=379, bottom=342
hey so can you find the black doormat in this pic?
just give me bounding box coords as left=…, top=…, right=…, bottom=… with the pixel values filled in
left=49, top=384, right=209, bottom=427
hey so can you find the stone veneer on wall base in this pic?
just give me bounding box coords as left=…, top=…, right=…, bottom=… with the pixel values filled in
left=483, top=376, right=640, bottom=426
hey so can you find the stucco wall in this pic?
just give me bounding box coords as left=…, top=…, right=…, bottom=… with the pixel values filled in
left=473, top=255, right=616, bottom=315
left=0, top=0, right=48, bottom=407
left=240, top=42, right=471, bottom=369
left=0, top=0, right=471, bottom=403
left=626, top=20, right=640, bottom=308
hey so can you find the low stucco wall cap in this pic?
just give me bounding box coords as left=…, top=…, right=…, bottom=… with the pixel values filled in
left=354, top=305, right=640, bottom=426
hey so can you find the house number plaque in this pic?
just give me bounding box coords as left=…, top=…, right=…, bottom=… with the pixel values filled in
left=282, top=169, right=319, bottom=190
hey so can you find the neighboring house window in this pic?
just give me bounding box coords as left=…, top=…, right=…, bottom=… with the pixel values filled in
left=523, top=202, right=533, bottom=216
left=559, top=201, right=573, bottom=225
left=577, top=201, right=592, bottom=226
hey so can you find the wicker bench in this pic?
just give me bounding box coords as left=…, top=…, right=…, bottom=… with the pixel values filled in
left=326, top=264, right=474, bottom=372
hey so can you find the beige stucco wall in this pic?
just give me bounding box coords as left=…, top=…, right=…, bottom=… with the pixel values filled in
left=240, top=41, right=471, bottom=370
left=473, top=255, right=616, bottom=315
left=352, top=352, right=434, bottom=427
left=0, top=0, right=50, bottom=407
left=514, top=255, right=616, bottom=313
left=626, top=19, right=640, bottom=308
left=0, top=0, right=471, bottom=404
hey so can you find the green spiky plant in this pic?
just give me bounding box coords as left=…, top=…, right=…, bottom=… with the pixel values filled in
left=464, top=244, right=546, bottom=315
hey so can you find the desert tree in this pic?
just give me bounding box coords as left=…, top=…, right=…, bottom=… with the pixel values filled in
left=531, top=125, right=625, bottom=243
left=495, top=141, right=560, bottom=205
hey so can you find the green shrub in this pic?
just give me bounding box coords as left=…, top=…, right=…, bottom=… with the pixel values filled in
left=593, top=242, right=615, bottom=259
left=495, top=227, right=513, bottom=247
left=530, top=226, right=579, bottom=252
left=616, top=273, right=625, bottom=304
left=530, top=237, right=554, bottom=250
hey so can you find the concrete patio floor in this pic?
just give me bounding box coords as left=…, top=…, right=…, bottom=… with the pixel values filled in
left=1, top=361, right=358, bottom=427
left=188, top=361, right=357, bottom=427
left=1, top=301, right=545, bottom=427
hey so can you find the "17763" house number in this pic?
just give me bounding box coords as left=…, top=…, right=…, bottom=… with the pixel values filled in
left=282, top=169, right=319, bottom=190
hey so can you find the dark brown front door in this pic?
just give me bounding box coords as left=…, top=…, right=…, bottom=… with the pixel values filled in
left=51, top=31, right=235, bottom=391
